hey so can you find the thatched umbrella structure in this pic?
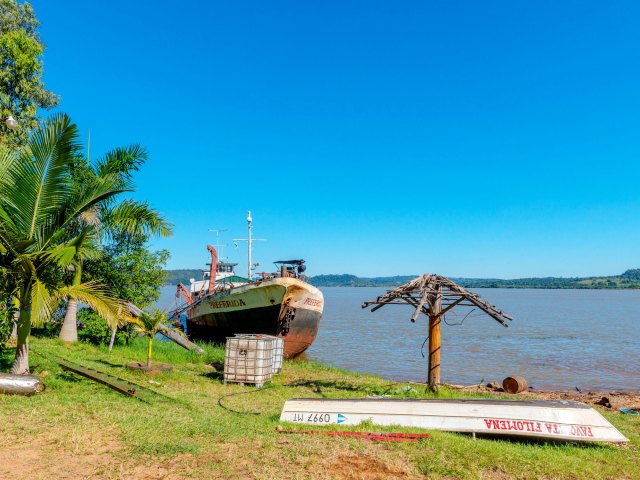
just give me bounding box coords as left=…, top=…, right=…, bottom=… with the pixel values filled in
left=362, top=274, right=513, bottom=386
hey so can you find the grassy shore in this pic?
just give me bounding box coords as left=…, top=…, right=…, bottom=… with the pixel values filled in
left=1, top=338, right=639, bottom=479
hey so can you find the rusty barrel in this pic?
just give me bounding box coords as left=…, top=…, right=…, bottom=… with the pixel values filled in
left=502, top=375, right=528, bottom=394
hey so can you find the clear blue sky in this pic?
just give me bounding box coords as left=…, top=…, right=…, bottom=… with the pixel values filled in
left=31, top=1, right=640, bottom=278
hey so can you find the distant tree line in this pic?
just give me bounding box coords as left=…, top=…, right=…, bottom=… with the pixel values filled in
left=299, top=270, right=640, bottom=289
left=164, top=269, right=204, bottom=286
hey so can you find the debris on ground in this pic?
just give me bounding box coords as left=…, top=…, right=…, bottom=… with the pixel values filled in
left=595, top=397, right=612, bottom=408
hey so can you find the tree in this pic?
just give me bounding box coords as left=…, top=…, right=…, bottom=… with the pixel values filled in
left=128, top=309, right=169, bottom=368
left=0, top=298, right=16, bottom=353
left=0, top=0, right=58, bottom=147
left=58, top=146, right=172, bottom=343
left=84, top=240, right=170, bottom=310
left=0, top=113, right=124, bottom=373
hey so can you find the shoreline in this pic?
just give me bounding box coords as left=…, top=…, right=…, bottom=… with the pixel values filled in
left=441, top=382, right=640, bottom=411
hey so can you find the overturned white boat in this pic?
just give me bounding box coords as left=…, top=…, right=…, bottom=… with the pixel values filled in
left=280, top=398, right=628, bottom=443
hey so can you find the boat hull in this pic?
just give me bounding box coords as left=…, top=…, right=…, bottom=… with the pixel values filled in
left=280, top=398, right=629, bottom=443
left=185, top=277, right=323, bottom=358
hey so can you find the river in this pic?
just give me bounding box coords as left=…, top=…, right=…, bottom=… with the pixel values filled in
left=156, top=286, right=639, bottom=391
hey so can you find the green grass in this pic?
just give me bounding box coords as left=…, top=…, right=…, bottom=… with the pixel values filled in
left=1, top=337, right=639, bottom=479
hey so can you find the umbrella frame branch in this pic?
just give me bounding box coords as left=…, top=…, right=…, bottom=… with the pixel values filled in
left=362, top=274, right=513, bottom=386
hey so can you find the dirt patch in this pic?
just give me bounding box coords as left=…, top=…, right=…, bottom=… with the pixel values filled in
left=0, top=434, right=126, bottom=480
left=481, top=466, right=514, bottom=479
left=316, top=453, right=409, bottom=480
left=126, top=362, right=173, bottom=374
left=0, top=430, right=193, bottom=480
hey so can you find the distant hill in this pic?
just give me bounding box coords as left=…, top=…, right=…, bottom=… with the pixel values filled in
left=306, top=269, right=640, bottom=289
left=164, top=268, right=640, bottom=289
left=164, top=269, right=203, bottom=285
left=305, top=274, right=418, bottom=287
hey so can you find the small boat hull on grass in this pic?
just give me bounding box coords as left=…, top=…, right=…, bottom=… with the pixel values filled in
left=280, top=398, right=628, bottom=443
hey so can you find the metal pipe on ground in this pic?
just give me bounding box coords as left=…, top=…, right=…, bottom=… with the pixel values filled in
left=0, top=373, right=45, bottom=395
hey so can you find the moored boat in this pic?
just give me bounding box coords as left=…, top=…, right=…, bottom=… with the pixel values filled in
left=279, top=398, right=629, bottom=443
left=185, top=274, right=323, bottom=357
left=176, top=212, right=324, bottom=358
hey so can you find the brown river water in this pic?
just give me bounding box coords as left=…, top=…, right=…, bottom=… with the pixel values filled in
left=157, top=286, right=640, bottom=391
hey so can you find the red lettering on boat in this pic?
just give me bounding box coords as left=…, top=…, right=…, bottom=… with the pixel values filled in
left=209, top=299, right=246, bottom=309
left=570, top=426, right=594, bottom=437
left=304, top=298, right=322, bottom=307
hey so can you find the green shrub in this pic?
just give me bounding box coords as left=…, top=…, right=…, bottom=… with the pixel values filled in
left=30, top=320, right=61, bottom=338
left=0, top=300, right=16, bottom=353
left=77, top=309, right=129, bottom=346
left=30, top=303, right=66, bottom=338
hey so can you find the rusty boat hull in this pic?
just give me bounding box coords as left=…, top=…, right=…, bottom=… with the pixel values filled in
left=185, top=277, right=323, bottom=358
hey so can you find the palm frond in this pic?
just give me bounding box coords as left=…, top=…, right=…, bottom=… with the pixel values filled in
left=42, top=225, right=100, bottom=267
left=30, top=279, right=57, bottom=327
left=94, top=144, right=148, bottom=180
left=3, top=114, right=79, bottom=240
left=59, top=281, right=121, bottom=329
left=127, top=308, right=168, bottom=336
left=0, top=145, right=15, bottom=187
left=38, top=173, right=133, bottom=250
left=116, top=305, right=138, bottom=328
left=105, top=199, right=173, bottom=239
left=0, top=219, right=19, bottom=255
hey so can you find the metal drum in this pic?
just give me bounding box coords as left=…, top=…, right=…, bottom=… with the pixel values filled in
left=503, top=375, right=528, bottom=394
left=0, top=373, right=45, bottom=396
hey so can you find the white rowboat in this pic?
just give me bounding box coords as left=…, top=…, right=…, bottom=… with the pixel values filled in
left=280, top=398, right=628, bottom=443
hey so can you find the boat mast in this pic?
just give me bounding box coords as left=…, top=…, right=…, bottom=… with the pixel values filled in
left=233, top=211, right=266, bottom=281
left=208, top=228, right=228, bottom=260
left=247, top=210, right=252, bottom=280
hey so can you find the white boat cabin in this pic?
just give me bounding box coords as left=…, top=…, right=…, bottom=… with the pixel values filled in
left=190, top=262, right=245, bottom=295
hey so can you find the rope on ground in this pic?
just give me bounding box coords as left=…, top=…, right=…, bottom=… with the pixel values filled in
left=216, top=385, right=277, bottom=415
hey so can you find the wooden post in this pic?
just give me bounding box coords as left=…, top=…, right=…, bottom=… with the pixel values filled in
left=428, top=286, right=442, bottom=387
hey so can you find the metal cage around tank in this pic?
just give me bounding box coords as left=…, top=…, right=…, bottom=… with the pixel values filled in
left=223, top=336, right=275, bottom=387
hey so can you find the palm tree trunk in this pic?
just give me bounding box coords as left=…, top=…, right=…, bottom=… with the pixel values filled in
left=60, top=298, right=79, bottom=342
left=10, top=297, right=19, bottom=342
left=10, top=315, right=17, bottom=342
left=59, top=264, right=82, bottom=343
left=11, top=306, right=31, bottom=374
left=108, top=327, right=117, bottom=351
left=147, top=336, right=153, bottom=368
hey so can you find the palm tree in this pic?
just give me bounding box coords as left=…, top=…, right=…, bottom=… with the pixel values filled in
left=128, top=308, right=169, bottom=368
left=58, top=227, right=102, bottom=342
left=58, top=146, right=172, bottom=343
left=0, top=113, right=126, bottom=373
